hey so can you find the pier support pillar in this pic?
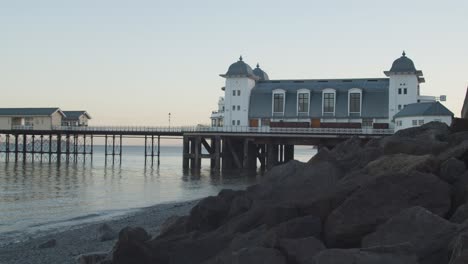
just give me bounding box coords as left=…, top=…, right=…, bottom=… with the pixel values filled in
left=267, top=143, right=279, bottom=170
left=242, top=139, right=257, bottom=170
left=284, top=145, right=294, bottom=163
left=183, top=136, right=189, bottom=169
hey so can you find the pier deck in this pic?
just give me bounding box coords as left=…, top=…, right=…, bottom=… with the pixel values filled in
left=0, top=126, right=394, bottom=170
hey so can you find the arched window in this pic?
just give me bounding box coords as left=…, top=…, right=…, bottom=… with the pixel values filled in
left=272, top=89, right=286, bottom=115
left=322, top=88, right=336, bottom=115
left=348, top=88, right=362, bottom=115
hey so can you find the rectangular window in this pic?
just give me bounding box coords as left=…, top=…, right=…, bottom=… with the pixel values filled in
left=323, top=93, right=335, bottom=113
left=232, top=120, right=235, bottom=126
left=237, top=105, right=240, bottom=111
left=412, top=120, right=417, bottom=126
left=418, top=120, right=424, bottom=125
left=237, top=120, right=240, bottom=125
left=298, top=93, right=309, bottom=113
left=398, top=88, right=402, bottom=94
left=273, top=93, right=284, bottom=113
left=349, top=93, right=361, bottom=113
left=233, top=90, right=236, bottom=96
left=404, top=88, right=407, bottom=94
left=237, top=90, right=241, bottom=96
left=232, top=105, right=235, bottom=111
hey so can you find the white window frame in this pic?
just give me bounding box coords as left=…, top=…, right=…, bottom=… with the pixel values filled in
left=272, top=89, right=286, bottom=115
left=348, top=88, right=362, bottom=116
left=322, top=88, right=336, bottom=115
left=297, top=89, right=310, bottom=115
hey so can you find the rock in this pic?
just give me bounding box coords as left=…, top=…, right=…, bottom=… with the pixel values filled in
left=325, top=171, right=452, bottom=247
left=364, top=153, right=439, bottom=176
left=363, top=206, right=458, bottom=264
left=452, top=172, right=468, bottom=209
left=449, top=232, right=468, bottom=264
left=97, top=223, right=116, bottom=242
left=233, top=247, right=286, bottom=264
left=262, top=215, right=322, bottom=248
left=76, top=251, right=109, bottom=264
left=440, top=158, right=466, bottom=184
left=313, top=244, right=418, bottom=264
left=438, top=140, right=468, bottom=162
left=150, top=232, right=234, bottom=264
left=394, top=121, right=450, bottom=140
left=37, top=238, right=56, bottom=249
left=157, top=215, right=188, bottom=239
left=278, top=236, right=325, bottom=264
left=451, top=204, right=468, bottom=224
left=261, top=205, right=299, bottom=228
left=112, top=227, right=152, bottom=264
left=227, top=195, right=252, bottom=218
left=381, top=136, right=447, bottom=156
left=186, top=195, right=230, bottom=232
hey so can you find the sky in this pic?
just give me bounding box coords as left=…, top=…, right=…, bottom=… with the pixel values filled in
left=0, top=0, right=467, bottom=126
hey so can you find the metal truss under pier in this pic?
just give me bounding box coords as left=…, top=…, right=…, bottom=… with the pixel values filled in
left=0, top=133, right=93, bottom=163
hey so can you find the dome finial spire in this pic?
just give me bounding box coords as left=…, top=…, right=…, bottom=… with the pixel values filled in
left=402, top=50, right=406, bottom=57
left=256, top=63, right=260, bottom=68
left=239, top=55, right=243, bottom=61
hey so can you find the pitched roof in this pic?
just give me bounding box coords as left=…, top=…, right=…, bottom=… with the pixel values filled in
left=62, top=111, right=92, bottom=120
left=249, top=78, right=389, bottom=119
left=0, top=108, right=64, bottom=117
left=394, top=102, right=453, bottom=119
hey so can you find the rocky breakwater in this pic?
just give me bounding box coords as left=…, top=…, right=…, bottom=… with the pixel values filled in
left=83, top=122, right=468, bottom=264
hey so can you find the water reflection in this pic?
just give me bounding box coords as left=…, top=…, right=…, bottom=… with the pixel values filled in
left=0, top=145, right=315, bottom=240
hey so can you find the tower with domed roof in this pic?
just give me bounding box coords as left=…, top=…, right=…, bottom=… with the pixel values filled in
left=384, top=51, right=425, bottom=125
left=219, top=56, right=264, bottom=127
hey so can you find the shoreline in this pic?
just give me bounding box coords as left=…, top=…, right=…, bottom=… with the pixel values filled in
left=0, top=199, right=199, bottom=264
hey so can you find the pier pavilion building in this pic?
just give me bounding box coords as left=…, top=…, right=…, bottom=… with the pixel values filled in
left=62, top=111, right=92, bottom=127
left=211, top=52, right=453, bottom=130
left=0, top=108, right=65, bottom=130
left=0, top=108, right=92, bottom=130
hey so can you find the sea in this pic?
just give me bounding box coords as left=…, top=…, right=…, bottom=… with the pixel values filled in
left=0, top=144, right=316, bottom=245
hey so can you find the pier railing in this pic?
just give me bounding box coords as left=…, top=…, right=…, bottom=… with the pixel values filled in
left=2, top=125, right=394, bottom=135
left=23, top=125, right=398, bottom=135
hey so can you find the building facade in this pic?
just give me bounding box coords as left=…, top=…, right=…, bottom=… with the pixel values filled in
left=211, top=52, right=452, bottom=130
left=62, top=111, right=92, bottom=126
left=0, top=108, right=65, bottom=130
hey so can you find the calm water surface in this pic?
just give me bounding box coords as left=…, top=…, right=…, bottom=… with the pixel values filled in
left=0, top=145, right=315, bottom=243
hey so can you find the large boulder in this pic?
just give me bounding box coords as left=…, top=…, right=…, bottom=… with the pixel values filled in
left=364, top=153, right=439, bottom=176
left=449, top=232, right=468, bottom=264
left=112, top=227, right=152, bottom=264
left=313, top=244, right=418, bottom=264
left=232, top=247, right=286, bottom=264
left=277, top=236, right=325, bottom=264
left=451, top=204, right=468, bottom=224
left=157, top=215, right=188, bottom=239
left=439, top=158, right=466, bottom=184
left=186, top=195, right=230, bottom=232
left=262, top=215, right=322, bottom=247
left=362, top=206, right=459, bottom=264
left=325, top=171, right=452, bottom=247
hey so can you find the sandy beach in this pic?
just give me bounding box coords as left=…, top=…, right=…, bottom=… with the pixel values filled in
left=0, top=199, right=199, bottom=264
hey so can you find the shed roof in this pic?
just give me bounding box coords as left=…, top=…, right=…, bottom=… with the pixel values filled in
left=394, top=102, right=453, bottom=119
left=0, top=108, right=64, bottom=117
left=249, top=78, right=389, bottom=119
